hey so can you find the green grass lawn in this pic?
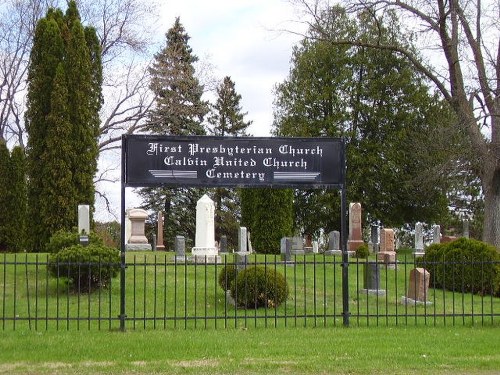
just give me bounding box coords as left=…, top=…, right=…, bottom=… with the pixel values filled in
left=0, top=251, right=499, bottom=374
left=0, top=252, right=498, bottom=331
left=0, top=326, right=499, bottom=374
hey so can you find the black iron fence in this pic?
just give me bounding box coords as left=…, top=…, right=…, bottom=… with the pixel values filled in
left=0, top=252, right=498, bottom=330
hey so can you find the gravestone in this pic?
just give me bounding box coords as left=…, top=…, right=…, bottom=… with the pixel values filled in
left=312, top=241, right=319, bottom=254
left=290, top=236, right=304, bottom=255
left=463, top=219, right=470, bottom=239
left=432, top=225, right=441, bottom=244
left=377, top=228, right=396, bottom=268
left=78, top=204, right=90, bottom=246
left=360, top=262, right=386, bottom=295
left=325, top=231, right=341, bottom=256
left=175, top=235, right=187, bottom=262
left=304, top=234, right=313, bottom=254
left=348, top=202, right=364, bottom=251
left=414, top=222, right=424, bottom=257
left=234, top=251, right=249, bottom=271
left=280, top=237, right=292, bottom=263
left=156, top=211, right=165, bottom=251
left=219, top=235, right=228, bottom=253
left=238, top=227, right=248, bottom=253
left=402, top=268, right=432, bottom=305
left=191, top=194, right=220, bottom=263
left=78, top=205, right=90, bottom=235
left=126, top=208, right=151, bottom=251
left=369, top=224, right=379, bottom=253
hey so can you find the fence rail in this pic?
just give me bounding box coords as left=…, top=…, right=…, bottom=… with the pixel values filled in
left=0, top=252, right=498, bottom=330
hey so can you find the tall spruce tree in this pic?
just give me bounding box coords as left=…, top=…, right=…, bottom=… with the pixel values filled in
left=25, top=1, right=102, bottom=251
left=139, top=17, right=209, bottom=250
left=145, top=17, right=208, bottom=136
left=208, top=76, right=252, bottom=137
left=208, top=76, right=252, bottom=249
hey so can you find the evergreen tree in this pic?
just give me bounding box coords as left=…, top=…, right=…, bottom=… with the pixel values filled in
left=7, top=146, right=27, bottom=252
left=139, top=18, right=209, bottom=250
left=145, top=17, right=208, bottom=135
left=0, top=141, right=10, bottom=251
left=208, top=76, right=252, bottom=137
left=40, top=64, right=75, bottom=238
left=25, top=1, right=102, bottom=251
left=240, top=188, right=294, bottom=254
left=208, top=76, right=252, bottom=248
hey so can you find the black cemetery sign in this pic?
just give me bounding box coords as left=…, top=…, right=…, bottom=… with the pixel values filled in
left=123, top=135, right=345, bottom=188
left=120, top=134, right=350, bottom=329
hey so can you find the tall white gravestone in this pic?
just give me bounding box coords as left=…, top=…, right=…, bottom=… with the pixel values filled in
left=192, top=194, right=219, bottom=263
left=78, top=205, right=90, bottom=234
left=238, top=227, right=248, bottom=253
left=433, top=225, right=441, bottom=244
left=414, top=222, right=424, bottom=257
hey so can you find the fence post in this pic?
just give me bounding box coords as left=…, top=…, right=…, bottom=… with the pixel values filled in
left=340, top=142, right=350, bottom=327
left=120, top=135, right=127, bottom=331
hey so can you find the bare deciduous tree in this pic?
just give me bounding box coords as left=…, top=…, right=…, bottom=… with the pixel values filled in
left=0, top=0, right=159, bottom=147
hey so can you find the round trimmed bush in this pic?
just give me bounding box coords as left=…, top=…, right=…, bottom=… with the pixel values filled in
left=46, top=229, right=104, bottom=254
left=230, top=266, right=289, bottom=309
left=48, top=244, right=120, bottom=292
left=354, top=243, right=369, bottom=258
left=416, top=238, right=500, bottom=296
left=218, top=265, right=238, bottom=291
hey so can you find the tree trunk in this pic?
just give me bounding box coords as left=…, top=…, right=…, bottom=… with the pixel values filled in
left=482, top=167, right=500, bottom=249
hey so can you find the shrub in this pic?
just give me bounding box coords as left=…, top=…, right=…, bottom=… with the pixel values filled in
left=354, top=243, right=369, bottom=258
left=218, top=265, right=238, bottom=291
left=47, top=244, right=120, bottom=292
left=230, top=265, right=289, bottom=309
left=46, top=229, right=104, bottom=254
left=416, top=238, right=500, bottom=296
left=94, top=221, right=120, bottom=249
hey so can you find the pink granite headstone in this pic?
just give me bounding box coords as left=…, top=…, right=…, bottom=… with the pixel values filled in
left=348, top=202, right=364, bottom=251
left=156, top=211, right=165, bottom=251
left=377, top=228, right=396, bottom=265
left=406, top=268, right=430, bottom=302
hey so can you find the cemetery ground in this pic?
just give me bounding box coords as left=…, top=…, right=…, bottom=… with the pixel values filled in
left=0, top=250, right=498, bottom=374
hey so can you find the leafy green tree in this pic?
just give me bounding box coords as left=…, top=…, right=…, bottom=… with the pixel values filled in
left=139, top=18, right=209, bottom=249
left=207, top=76, right=253, bottom=249
left=6, top=146, right=27, bottom=252
left=294, top=0, right=500, bottom=247
left=25, top=1, right=102, bottom=251
left=273, top=7, right=454, bottom=233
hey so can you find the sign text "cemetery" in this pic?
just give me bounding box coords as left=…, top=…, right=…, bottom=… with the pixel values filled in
left=124, top=135, right=345, bottom=188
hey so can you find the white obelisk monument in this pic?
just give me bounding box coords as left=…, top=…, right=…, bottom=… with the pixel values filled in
left=191, top=194, right=219, bottom=263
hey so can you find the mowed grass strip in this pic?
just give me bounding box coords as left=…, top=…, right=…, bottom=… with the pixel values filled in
left=0, top=326, right=499, bottom=374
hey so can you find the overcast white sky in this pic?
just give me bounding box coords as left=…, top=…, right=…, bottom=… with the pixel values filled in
left=95, top=1, right=307, bottom=221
